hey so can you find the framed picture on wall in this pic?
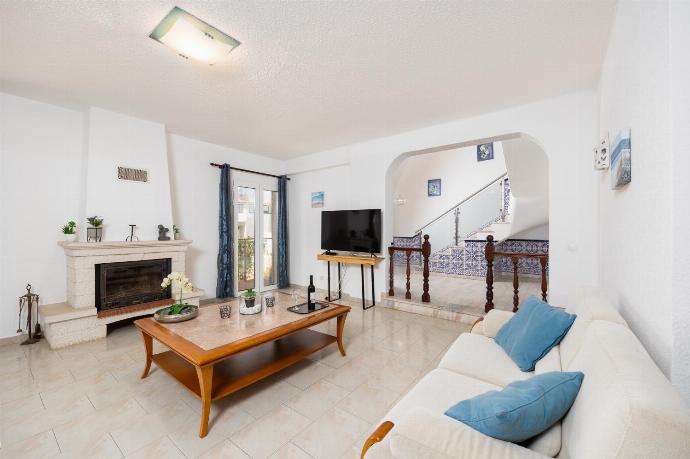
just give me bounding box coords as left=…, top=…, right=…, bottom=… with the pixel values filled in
left=610, top=128, right=631, bottom=189
left=311, top=191, right=324, bottom=208
left=477, top=143, right=494, bottom=162
left=428, top=179, right=441, bottom=197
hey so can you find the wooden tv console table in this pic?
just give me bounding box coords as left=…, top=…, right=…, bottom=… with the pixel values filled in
left=316, top=253, right=384, bottom=310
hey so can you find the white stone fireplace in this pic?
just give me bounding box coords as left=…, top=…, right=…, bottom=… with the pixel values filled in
left=38, top=240, right=204, bottom=348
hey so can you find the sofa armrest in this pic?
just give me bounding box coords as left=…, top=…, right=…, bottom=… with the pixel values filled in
left=360, top=421, right=395, bottom=459
left=389, top=407, right=548, bottom=459
left=481, top=309, right=515, bottom=338
left=470, top=317, right=485, bottom=334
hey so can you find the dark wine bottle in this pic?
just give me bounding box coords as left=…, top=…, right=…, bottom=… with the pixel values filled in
left=307, top=275, right=316, bottom=310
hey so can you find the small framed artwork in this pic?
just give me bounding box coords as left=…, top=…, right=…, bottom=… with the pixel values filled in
left=477, top=143, right=494, bottom=162
left=610, top=128, right=631, bottom=189
left=311, top=191, right=324, bottom=208
left=428, top=179, right=441, bottom=197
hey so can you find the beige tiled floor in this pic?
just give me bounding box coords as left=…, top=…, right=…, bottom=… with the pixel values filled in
left=0, top=298, right=470, bottom=459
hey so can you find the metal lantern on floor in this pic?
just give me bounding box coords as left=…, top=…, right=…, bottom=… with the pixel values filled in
left=18, top=283, right=42, bottom=345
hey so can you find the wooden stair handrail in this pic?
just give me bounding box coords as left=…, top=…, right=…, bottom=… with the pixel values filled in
left=388, top=235, right=431, bottom=303
left=485, top=235, right=548, bottom=312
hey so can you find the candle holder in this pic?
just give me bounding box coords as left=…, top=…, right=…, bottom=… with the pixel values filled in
left=264, top=294, right=275, bottom=308
left=218, top=303, right=231, bottom=319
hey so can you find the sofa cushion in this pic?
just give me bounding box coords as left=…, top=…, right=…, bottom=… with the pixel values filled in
left=560, top=321, right=690, bottom=459
left=444, top=371, right=584, bottom=442
left=391, top=407, right=548, bottom=459
left=382, top=368, right=502, bottom=425
left=495, top=296, right=576, bottom=371
left=482, top=309, right=515, bottom=338
left=559, top=287, right=628, bottom=368
left=367, top=368, right=502, bottom=458
left=523, top=346, right=563, bottom=457
left=438, top=333, right=532, bottom=387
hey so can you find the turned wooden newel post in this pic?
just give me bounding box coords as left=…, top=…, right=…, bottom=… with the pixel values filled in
left=388, top=245, right=395, bottom=296
left=485, top=235, right=495, bottom=312
left=540, top=256, right=548, bottom=302
left=511, top=256, right=520, bottom=312
left=421, top=234, right=431, bottom=303
left=403, top=249, right=412, bottom=299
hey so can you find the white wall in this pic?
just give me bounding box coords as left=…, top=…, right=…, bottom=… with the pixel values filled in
left=670, top=0, right=690, bottom=403
left=501, top=137, right=550, bottom=237
left=392, top=144, right=507, bottom=236
left=287, top=164, right=357, bottom=293
left=598, top=0, right=673, bottom=374
left=598, top=0, right=690, bottom=398
left=511, top=224, right=549, bottom=241
left=287, top=91, right=599, bottom=305
left=167, top=134, right=284, bottom=299
left=0, top=93, right=85, bottom=339
left=85, top=108, right=172, bottom=241
left=0, top=93, right=286, bottom=339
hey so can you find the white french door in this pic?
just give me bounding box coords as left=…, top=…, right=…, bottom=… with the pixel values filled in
left=233, top=173, right=279, bottom=295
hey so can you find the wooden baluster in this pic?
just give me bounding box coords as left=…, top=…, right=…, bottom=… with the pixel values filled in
left=540, top=256, right=548, bottom=302
left=485, top=235, right=495, bottom=312
left=421, top=234, right=431, bottom=303
left=511, top=256, right=520, bottom=312
left=404, top=249, right=412, bottom=299
left=388, top=245, right=395, bottom=296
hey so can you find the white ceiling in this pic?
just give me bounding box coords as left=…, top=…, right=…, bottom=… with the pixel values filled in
left=0, top=0, right=617, bottom=159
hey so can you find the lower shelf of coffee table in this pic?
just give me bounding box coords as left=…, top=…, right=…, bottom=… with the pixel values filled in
left=151, top=328, right=337, bottom=401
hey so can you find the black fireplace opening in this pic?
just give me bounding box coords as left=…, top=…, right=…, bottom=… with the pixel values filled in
left=95, top=258, right=172, bottom=312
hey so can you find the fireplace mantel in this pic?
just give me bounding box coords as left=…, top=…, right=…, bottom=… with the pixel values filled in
left=59, top=239, right=192, bottom=257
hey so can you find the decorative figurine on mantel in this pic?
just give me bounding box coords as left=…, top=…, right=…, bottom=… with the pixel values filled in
left=157, top=224, right=170, bottom=241
left=18, top=283, right=42, bottom=345
left=125, top=224, right=138, bottom=242
left=87, top=216, right=104, bottom=242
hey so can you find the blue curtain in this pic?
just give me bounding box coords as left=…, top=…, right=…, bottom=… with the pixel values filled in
left=216, top=164, right=234, bottom=298
left=277, top=175, right=289, bottom=288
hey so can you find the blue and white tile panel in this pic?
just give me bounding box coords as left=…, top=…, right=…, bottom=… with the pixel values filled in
left=391, top=233, right=422, bottom=266
left=428, top=239, right=548, bottom=277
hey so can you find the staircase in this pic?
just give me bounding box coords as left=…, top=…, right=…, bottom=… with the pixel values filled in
left=392, top=174, right=548, bottom=278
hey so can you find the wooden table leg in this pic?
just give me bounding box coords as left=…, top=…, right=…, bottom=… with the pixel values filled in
left=140, top=331, right=153, bottom=379
left=336, top=312, right=348, bottom=356
left=196, top=365, right=214, bottom=438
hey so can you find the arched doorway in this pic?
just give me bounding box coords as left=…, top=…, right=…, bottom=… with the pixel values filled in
left=383, top=133, right=549, bottom=318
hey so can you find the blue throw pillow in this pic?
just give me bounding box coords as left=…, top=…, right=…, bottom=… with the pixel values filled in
left=495, top=296, right=576, bottom=371
left=445, top=371, right=584, bottom=442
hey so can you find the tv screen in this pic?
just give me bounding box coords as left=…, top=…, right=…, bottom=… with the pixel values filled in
left=321, top=209, right=382, bottom=254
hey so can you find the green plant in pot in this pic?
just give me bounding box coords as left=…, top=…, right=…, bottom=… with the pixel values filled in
left=242, top=288, right=256, bottom=308
left=160, top=272, right=194, bottom=315
left=62, top=220, right=77, bottom=242
left=86, top=216, right=104, bottom=242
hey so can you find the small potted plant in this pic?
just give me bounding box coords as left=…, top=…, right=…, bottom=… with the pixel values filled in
left=61, top=220, right=77, bottom=242
left=86, top=216, right=104, bottom=242
left=154, top=272, right=198, bottom=323
left=173, top=224, right=181, bottom=240
left=240, top=288, right=261, bottom=315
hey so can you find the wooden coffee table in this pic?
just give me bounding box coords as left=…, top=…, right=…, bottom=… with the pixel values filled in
left=134, top=295, right=350, bottom=438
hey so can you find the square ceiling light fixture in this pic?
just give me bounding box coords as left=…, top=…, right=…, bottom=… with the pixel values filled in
left=150, top=6, right=240, bottom=65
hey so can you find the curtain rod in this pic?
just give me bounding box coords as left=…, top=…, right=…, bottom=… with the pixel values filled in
left=210, top=163, right=290, bottom=180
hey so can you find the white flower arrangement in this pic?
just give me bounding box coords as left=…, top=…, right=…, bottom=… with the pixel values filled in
left=161, top=272, right=194, bottom=314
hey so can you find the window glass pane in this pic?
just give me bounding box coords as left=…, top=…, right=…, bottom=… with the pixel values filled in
left=237, top=187, right=256, bottom=291
left=263, top=190, right=278, bottom=287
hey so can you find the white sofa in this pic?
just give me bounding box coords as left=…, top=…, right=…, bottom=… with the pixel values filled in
left=362, top=289, right=690, bottom=458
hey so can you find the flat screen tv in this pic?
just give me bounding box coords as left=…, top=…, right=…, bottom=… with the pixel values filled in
left=321, top=209, right=382, bottom=254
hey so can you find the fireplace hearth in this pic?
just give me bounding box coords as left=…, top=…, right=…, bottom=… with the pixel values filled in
left=96, top=258, right=172, bottom=312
